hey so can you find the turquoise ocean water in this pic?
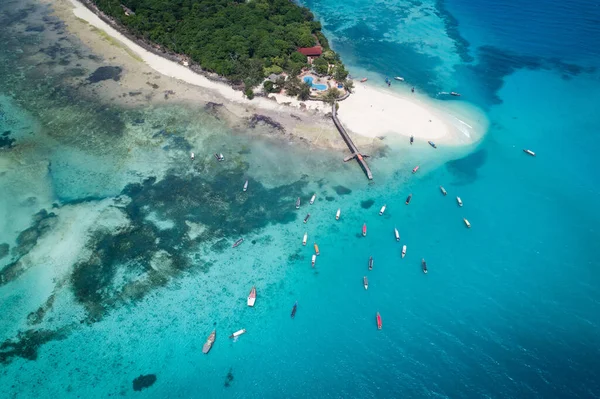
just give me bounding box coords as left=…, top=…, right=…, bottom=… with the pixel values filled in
left=1, top=0, right=599, bottom=397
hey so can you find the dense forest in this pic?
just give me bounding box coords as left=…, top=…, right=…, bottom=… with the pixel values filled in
left=93, top=0, right=344, bottom=88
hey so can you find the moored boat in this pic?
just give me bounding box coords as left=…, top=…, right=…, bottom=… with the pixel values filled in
left=402, top=245, right=407, bottom=258
left=304, top=213, right=310, bottom=224
left=394, top=227, right=400, bottom=242
left=394, top=76, right=404, bottom=81
left=362, top=223, right=367, bottom=237
left=456, top=196, right=463, bottom=207
left=410, top=135, right=414, bottom=144
left=291, top=301, right=298, bottom=318
left=302, top=232, right=307, bottom=246
left=368, top=256, right=373, bottom=271
left=314, top=243, right=320, bottom=256
left=450, top=92, right=461, bottom=96
left=335, top=208, right=341, bottom=220
left=232, top=238, right=244, bottom=248
left=463, top=218, right=471, bottom=228
left=229, top=329, right=246, bottom=339
left=421, top=258, right=428, bottom=274
left=523, top=149, right=536, bottom=156
left=363, top=276, right=368, bottom=290
left=214, top=153, right=225, bottom=161
left=428, top=141, right=437, bottom=148
left=311, top=254, right=316, bottom=267
left=376, top=312, right=382, bottom=330
left=310, top=193, right=316, bottom=205
left=190, top=152, right=195, bottom=161
left=243, top=180, right=248, bottom=192
left=247, top=286, right=256, bottom=307
left=405, top=194, right=412, bottom=205
left=296, top=197, right=301, bottom=209
left=360, top=77, right=368, bottom=82
left=379, top=204, right=386, bottom=216
left=202, top=330, right=216, bottom=354
left=440, top=186, right=447, bottom=196
left=412, top=165, right=419, bottom=173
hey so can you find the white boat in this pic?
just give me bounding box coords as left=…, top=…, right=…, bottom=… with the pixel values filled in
left=190, top=152, right=195, bottom=161
left=464, top=218, right=471, bottom=228
left=523, top=149, right=536, bottom=156
left=310, top=194, right=316, bottom=205
left=394, top=76, right=404, bottom=81
left=214, top=153, right=225, bottom=161
left=457, top=196, right=463, bottom=207
left=296, top=197, right=301, bottom=209
left=402, top=245, right=406, bottom=258
left=247, top=287, right=256, bottom=307
left=229, top=329, right=246, bottom=339
left=394, top=227, right=400, bottom=242
left=302, top=232, right=308, bottom=246
left=243, top=180, right=248, bottom=192
left=311, top=254, right=316, bottom=267
left=440, top=186, right=447, bottom=196
left=335, top=208, right=341, bottom=220
left=379, top=204, right=386, bottom=216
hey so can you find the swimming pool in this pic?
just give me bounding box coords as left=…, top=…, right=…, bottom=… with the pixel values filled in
left=303, top=76, right=328, bottom=91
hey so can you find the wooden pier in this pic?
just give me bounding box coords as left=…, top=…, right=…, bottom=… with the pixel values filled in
left=332, top=102, right=373, bottom=180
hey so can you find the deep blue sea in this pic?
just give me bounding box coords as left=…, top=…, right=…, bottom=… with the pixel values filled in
left=1, top=0, right=599, bottom=397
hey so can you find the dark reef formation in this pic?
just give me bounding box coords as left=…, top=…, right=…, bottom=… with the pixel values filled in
left=87, top=66, right=122, bottom=83
left=333, top=185, right=352, bottom=195
left=361, top=199, right=375, bottom=209
left=0, top=328, right=68, bottom=364
left=132, top=374, right=157, bottom=391
left=248, top=114, right=285, bottom=133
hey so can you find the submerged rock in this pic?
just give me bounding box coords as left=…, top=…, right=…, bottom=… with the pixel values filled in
left=0, top=243, right=8, bottom=260
left=248, top=114, right=285, bottom=132
left=87, top=66, right=122, bottom=83
left=333, top=185, right=352, bottom=195
left=361, top=199, right=375, bottom=209
left=132, top=374, right=156, bottom=391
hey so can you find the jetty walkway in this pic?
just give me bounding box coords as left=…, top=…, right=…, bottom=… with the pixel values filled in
left=331, top=103, right=373, bottom=180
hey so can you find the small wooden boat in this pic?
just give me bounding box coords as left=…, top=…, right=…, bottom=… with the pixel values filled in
left=456, top=196, right=463, bottom=207
left=428, top=141, right=437, bottom=148
left=314, top=243, right=320, bottom=256
left=464, top=218, right=471, bottom=228
left=405, top=194, right=412, bottom=205
left=410, top=135, right=414, bottom=145
left=368, top=256, right=373, bottom=271
left=243, top=180, right=248, bottom=192
left=376, top=312, right=382, bottom=330
left=360, top=77, right=368, bottom=82
left=202, top=330, right=216, bottom=354
left=394, top=76, right=404, bottom=81
left=412, top=165, right=419, bottom=174
left=335, top=208, right=341, bottom=220
left=296, top=197, right=301, bottom=209
left=190, top=152, right=195, bottom=161
left=247, top=286, right=256, bottom=307
left=450, top=92, right=461, bottom=97
left=291, top=301, right=297, bottom=318
left=394, top=227, right=400, bottom=242
left=229, top=329, right=246, bottom=339
left=523, top=149, right=536, bottom=156
left=232, top=238, right=244, bottom=248
left=304, top=213, right=310, bottom=224
left=402, top=245, right=406, bottom=258
left=379, top=204, right=386, bottom=216
left=421, top=258, right=428, bottom=274
left=362, top=223, right=367, bottom=237
left=311, top=254, right=316, bottom=267
left=214, top=153, right=225, bottom=161
left=302, top=232, right=307, bottom=246
left=363, top=276, right=368, bottom=290
left=440, top=186, right=447, bottom=196
left=310, top=193, right=316, bottom=205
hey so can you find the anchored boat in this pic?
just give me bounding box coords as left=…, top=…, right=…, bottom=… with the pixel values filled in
left=362, top=223, right=367, bottom=237
left=379, top=204, right=386, bottom=216
left=291, top=301, right=297, bottom=318
left=456, top=196, right=463, bottom=207
left=376, top=312, right=382, bottom=330
left=229, top=329, right=246, bottom=339
left=310, top=194, right=316, bottom=205
left=402, top=245, right=407, bottom=258
left=296, top=197, right=301, bottom=209
left=421, top=259, right=428, bottom=274
left=450, top=92, right=461, bottom=97
left=243, top=180, right=248, bottom=192
left=410, top=135, right=414, bottom=145
left=314, top=243, right=320, bottom=256
left=405, top=194, right=412, bottom=205
left=336, top=208, right=341, bottom=220
left=202, top=330, right=216, bottom=354
left=394, top=227, right=400, bottom=242
left=360, top=77, right=368, bottom=82
left=363, top=276, right=369, bottom=290
left=523, top=149, right=536, bottom=156
left=247, top=287, right=256, bottom=307
left=368, top=256, right=373, bottom=271
left=302, top=232, right=307, bottom=246
left=214, top=153, right=225, bottom=161
left=232, top=238, right=244, bottom=248
left=394, top=76, right=404, bottom=81
left=428, top=141, right=437, bottom=148
left=311, top=254, right=316, bottom=267
left=440, top=186, right=447, bottom=196
left=412, top=165, right=419, bottom=174
left=304, top=213, right=310, bottom=224
left=190, top=152, right=195, bottom=161
left=464, top=218, right=471, bottom=228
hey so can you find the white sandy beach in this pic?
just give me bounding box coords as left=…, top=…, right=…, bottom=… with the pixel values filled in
left=67, top=0, right=486, bottom=146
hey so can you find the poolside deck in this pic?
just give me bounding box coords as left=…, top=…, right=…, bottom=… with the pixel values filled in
left=331, top=102, right=373, bottom=180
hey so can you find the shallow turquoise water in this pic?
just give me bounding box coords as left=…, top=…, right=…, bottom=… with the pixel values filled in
left=1, top=0, right=599, bottom=397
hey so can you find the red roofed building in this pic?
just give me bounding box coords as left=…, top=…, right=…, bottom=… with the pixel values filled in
left=297, top=46, right=323, bottom=63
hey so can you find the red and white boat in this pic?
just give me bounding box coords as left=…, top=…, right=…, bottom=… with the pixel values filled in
left=376, top=312, right=382, bottom=330
left=362, top=223, right=367, bottom=237
left=247, top=287, right=256, bottom=307
left=412, top=165, right=419, bottom=174
left=360, top=78, right=368, bottom=82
